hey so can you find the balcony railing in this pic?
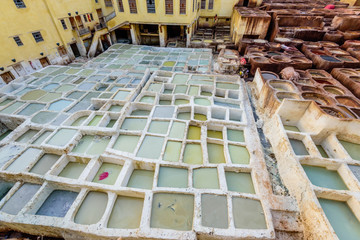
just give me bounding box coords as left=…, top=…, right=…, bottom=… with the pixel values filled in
left=105, top=11, right=116, bottom=22
left=95, top=22, right=107, bottom=31
left=77, top=27, right=91, bottom=36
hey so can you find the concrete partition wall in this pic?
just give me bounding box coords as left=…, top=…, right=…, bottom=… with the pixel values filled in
left=0, top=43, right=282, bottom=239
left=254, top=96, right=360, bottom=239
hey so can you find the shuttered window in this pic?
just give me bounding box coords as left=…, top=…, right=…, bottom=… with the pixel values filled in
left=13, top=36, right=23, bottom=46
left=147, top=0, right=155, bottom=13
left=208, top=0, right=213, bottom=9
left=32, top=32, right=44, bottom=43
left=180, top=0, right=186, bottom=14
left=118, top=0, right=124, bottom=12
left=165, top=0, right=173, bottom=14
left=13, top=0, right=26, bottom=8
left=201, top=0, right=205, bottom=9
left=128, top=0, right=137, bottom=13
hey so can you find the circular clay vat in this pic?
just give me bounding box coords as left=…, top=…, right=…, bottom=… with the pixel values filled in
left=335, top=96, right=360, bottom=108
left=314, top=79, right=333, bottom=85
left=319, top=41, right=339, bottom=48
left=328, top=49, right=349, bottom=56
left=270, top=55, right=292, bottom=63
left=302, top=92, right=332, bottom=105
left=320, top=55, right=342, bottom=62
left=267, top=52, right=281, bottom=56
left=276, top=92, right=300, bottom=101
left=301, top=86, right=320, bottom=92
left=252, top=56, right=270, bottom=63
left=307, top=70, right=330, bottom=80
left=323, top=86, right=345, bottom=96
left=294, top=78, right=313, bottom=86
left=340, top=69, right=358, bottom=76
left=350, top=108, right=360, bottom=118
left=261, top=71, right=279, bottom=81
left=248, top=52, right=267, bottom=57
left=311, top=49, right=326, bottom=55
left=337, top=105, right=357, bottom=119
left=291, top=57, right=310, bottom=63
left=274, top=37, right=291, bottom=44
left=350, top=76, right=360, bottom=83
left=253, top=39, right=268, bottom=44
left=320, top=106, right=347, bottom=118
left=269, top=80, right=295, bottom=92
left=337, top=56, right=356, bottom=62
left=304, top=42, right=322, bottom=49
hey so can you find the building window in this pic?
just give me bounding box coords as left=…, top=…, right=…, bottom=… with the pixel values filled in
left=180, top=0, right=186, bottom=14
left=32, top=32, right=44, bottom=42
left=201, top=0, right=205, bottom=9
left=104, top=0, right=113, bottom=7
left=60, top=19, right=67, bottom=30
left=90, top=13, right=94, bottom=20
left=83, top=15, right=88, bottom=22
left=118, top=0, right=124, bottom=12
left=13, top=36, right=23, bottom=46
left=128, top=0, right=137, bottom=13
left=95, top=0, right=98, bottom=3
left=208, top=0, right=213, bottom=9
left=147, top=0, right=155, bottom=13
left=13, top=0, right=26, bottom=8
left=165, top=0, right=173, bottom=14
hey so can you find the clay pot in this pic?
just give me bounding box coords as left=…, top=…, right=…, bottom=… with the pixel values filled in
left=335, top=96, right=360, bottom=108
left=270, top=55, right=292, bottom=64
left=301, top=92, right=334, bottom=105
left=320, top=106, right=347, bottom=118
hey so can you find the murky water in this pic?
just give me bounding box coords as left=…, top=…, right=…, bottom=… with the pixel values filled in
left=193, top=168, right=219, bottom=189
left=201, top=194, right=228, bottom=228
left=320, top=198, right=360, bottom=239
left=92, top=163, right=122, bottom=185
left=108, top=196, right=144, bottom=229
left=59, top=162, right=86, bottom=179
left=36, top=190, right=78, bottom=217
left=158, top=167, right=188, bottom=188
left=232, top=197, right=267, bottom=229
left=302, top=165, right=348, bottom=190
left=225, top=172, right=255, bottom=193
left=127, top=169, right=154, bottom=189
left=74, top=191, right=108, bottom=225
left=150, top=193, right=194, bottom=230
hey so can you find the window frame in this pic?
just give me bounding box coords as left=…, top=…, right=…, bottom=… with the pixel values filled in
left=60, top=19, right=68, bottom=30
left=13, top=36, right=23, bottom=46
left=180, top=0, right=186, bottom=14
left=146, top=0, right=155, bottom=13
left=13, top=0, right=26, bottom=8
left=128, top=0, right=137, bottom=14
left=32, top=31, right=44, bottom=43
left=118, top=0, right=124, bottom=12
left=165, top=0, right=173, bottom=14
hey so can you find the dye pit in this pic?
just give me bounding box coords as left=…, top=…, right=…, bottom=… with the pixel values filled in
left=2, top=43, right=360, bottom=240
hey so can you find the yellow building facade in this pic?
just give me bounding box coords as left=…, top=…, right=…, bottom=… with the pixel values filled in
left=0, top=0, right=261, bottom=83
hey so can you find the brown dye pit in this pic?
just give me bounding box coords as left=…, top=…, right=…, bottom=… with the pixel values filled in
left=323, top=86, right=345, bottom=96
left=350, top=108, right=360, bottom=118
left=269, top=80, right=295, bottom=92
left=337, top=105, right=357, bottom=119
left=349, top=76, right=360, bottom=83
left=314, top=79, right=332, bottom=85
left=302, top=92, right=332, bottom=106
left=340, top=69, right=358, bottom=75
left=320, top=106, right=346, bottom=118
left=295, top=78, right=313, bottom=85
left=276, top=92, right=300, bottom=101
left=335, top=96, right=360, bottom=108
left=301, top=86, right=320, bottom=92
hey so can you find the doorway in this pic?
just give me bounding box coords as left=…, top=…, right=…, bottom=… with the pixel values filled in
left=167, top=25, right=183, bottom=39
left=39, top=57, right=50, bottom=67
left=115, top=29, right=132, bottom=43
left=12, top=63, right=26, bottom=76
left=0, top=72, right=15, bottom=84
left=70, top=43, right=81, bottom=57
